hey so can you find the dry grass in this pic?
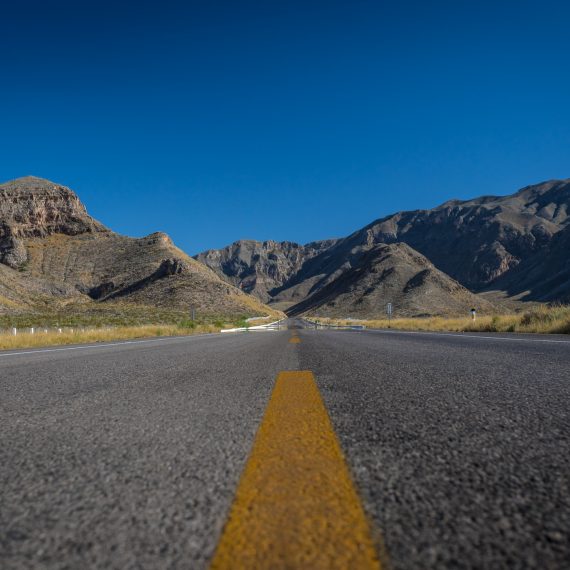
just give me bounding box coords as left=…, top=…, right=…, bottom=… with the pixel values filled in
left=0, top=300, right=284, bottom=350
left=0, top=324, right=221, bottom=351
left=316, top=305, right=570, bottom=335
left=0, top=301, right=281, bottom=329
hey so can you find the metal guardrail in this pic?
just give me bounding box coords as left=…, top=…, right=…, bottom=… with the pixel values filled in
left=221, top=319, right=287, bottom=333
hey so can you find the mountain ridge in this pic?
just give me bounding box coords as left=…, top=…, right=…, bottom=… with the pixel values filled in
left=0, top=177, right=275, bottom=318
left=196, top=177, right=570, bottom=316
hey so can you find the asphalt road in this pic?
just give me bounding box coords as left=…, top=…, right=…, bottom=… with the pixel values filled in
left=1, top=321, right=569, bottom=569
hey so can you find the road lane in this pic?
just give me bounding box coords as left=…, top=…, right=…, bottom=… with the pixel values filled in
left=2, top=323, right=569, bottom=569
left=1, top=331, right=298, bottom=569
left=298, top=327, right=570, bottom=570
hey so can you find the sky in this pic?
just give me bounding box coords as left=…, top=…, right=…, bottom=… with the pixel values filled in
left=1, top=0, right=569, bottom=254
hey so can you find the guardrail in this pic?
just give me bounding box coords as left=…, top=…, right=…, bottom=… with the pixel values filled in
left=0, top=326, right=97, bottom=336
left=221, top=319, right=287, bottom=333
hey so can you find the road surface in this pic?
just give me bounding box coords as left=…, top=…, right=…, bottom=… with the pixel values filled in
left=1, top=321, right=569, bottom=569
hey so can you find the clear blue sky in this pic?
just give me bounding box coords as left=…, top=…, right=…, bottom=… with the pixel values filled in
left=1, top=0, right=569, bottom=254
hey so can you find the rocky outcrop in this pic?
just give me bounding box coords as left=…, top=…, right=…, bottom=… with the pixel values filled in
left=0, top=177, right=276, bottom=317
left=0, top=176, right=107, bottom=269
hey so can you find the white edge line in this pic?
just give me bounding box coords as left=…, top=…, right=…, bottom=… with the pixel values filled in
left=363, top=328, right=570, bottom=345
left=0, top=332, right=222, bottom=358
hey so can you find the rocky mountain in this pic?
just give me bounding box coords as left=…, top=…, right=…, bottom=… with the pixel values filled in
left=0, top=177, right=275, bottom=317
left=195, top=239, right=337, bottom=303
left=287, top=243, right=494, bottom=318
left=0, top=176, right=107, bottom=269
left=488, top=224, right=570, bottom=303
left=343, top=178, right=570, bottom=290
left=197, top=178, right=570, bottom=316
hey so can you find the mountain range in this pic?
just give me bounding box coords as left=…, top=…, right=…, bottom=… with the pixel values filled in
left=1, top=176, right=568, bottom=320
left=197, top=178, right=570, bottom=317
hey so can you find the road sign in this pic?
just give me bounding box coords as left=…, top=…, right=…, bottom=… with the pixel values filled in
left=386, top=303, right=393, bottom=316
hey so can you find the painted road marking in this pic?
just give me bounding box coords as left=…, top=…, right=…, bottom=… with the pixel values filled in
left=210, top=371, right=381, bottom=569
left=289, top=336, right=301, bottom=343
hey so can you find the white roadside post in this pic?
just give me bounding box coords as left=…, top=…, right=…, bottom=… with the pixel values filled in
left=386, top=302, right=393, bottom=328
left=471, top=308, right=477, bottom=321
left=12, top=327, right=17, bottom=336
left=30, top=327, right=34, bottom=335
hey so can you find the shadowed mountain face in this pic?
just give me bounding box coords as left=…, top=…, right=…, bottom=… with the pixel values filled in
left=0, top=177, right=274, bottom=317
left=197, top=178, right=570, bottom=316
left=488, top=224, right=570, bottom=303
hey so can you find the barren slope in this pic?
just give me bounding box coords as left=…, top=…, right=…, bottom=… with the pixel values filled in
left=288, top=243, right=494, bottom=318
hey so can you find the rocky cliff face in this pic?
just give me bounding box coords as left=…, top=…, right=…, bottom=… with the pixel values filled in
left=195, top=238, right=337, bottom=302
left=489, top=224, right=570, bottom=303
left=0, top=176, right=107, bottom=268
left=0, top=177, right=276, bottom=317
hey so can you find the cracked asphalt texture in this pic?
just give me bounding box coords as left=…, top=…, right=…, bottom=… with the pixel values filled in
left=1, top=322, right=569, bottom=569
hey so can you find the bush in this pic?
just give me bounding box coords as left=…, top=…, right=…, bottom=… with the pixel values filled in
left=178, top=319, right=197, bottom=329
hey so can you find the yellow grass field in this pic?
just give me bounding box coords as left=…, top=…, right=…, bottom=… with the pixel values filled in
left=0, top=324, right=222, bottom=351
left=315, top=305, right=570, bottom=335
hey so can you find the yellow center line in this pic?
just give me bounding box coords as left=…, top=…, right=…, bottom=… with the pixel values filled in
left=209, top=371, right=382, bottom=569
left=289, top=336, right=301, bottom=343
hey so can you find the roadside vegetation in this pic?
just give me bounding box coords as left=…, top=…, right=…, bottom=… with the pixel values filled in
left=0, top=302, right=282, bottom=350
left=314, top=305, right=570, bottom=335
left=0, top=324, right=223, bottom=351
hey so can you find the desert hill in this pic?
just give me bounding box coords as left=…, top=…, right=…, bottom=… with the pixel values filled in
left=287, top=243, right=494, bottom=318
left=0, top=177, right=274, bottom=318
